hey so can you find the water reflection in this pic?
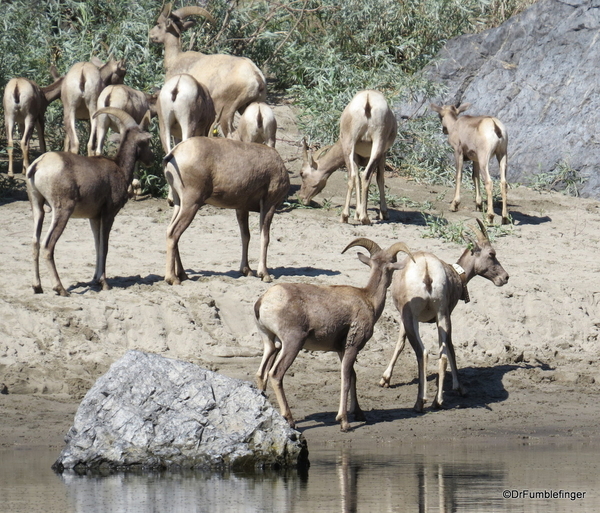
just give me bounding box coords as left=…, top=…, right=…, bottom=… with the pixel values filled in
left=1, top=441, right=598, bottom=512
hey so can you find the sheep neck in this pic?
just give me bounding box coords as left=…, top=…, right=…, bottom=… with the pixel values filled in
left=361, top=266, right=392, bottom=319
left=316, top=139, right=346, bottom=177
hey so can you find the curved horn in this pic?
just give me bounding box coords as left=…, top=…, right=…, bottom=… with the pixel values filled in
left=172, top=6, right=216, bottom=24
left=342, top=238, right=382, bottom=257
left=301, top=138, right=309, bottom=163
left=474, top=218, right=489, bottom=243
left=159, top=3, right=172, bottom=20
left=93, top=107, right=138, bottom=130
left=386, top=242, right=415, bottom=262
left=314, top=144, right=333, bottom=161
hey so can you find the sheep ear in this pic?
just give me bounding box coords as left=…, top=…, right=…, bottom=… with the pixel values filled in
left=462, top=230, right=478, bottom=252
left=301, top=138, right=316, bottom=168
left=140, top=110, right=152, bottom=131
left=357, top=252, right=371, bottom=266
left=429, top=103, right=442, bottom=113
left=457, top=103, right=471, bottom=114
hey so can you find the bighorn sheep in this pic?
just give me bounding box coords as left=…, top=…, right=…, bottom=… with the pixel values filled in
left=27, top=108, right=153, bottom=296
left=379, top=219, right=509, bottom=411
left=156, top=73, right=216, bottom=153
left=229, top=102, right=277, bottom=147
left=163, top=137, right=290, bottom=285
left=94, top=84, right=157, bottom=155
left=430, top=103, right=509, bottom=225
left=149, top=4, right=267, bottom=137
left=61, top=58, right=126, bottom=156
left=299, top=90, right=397, bottom=225
left=255, top=238, right=413, bottom=432
left=3, top=70, right=64, bottom=177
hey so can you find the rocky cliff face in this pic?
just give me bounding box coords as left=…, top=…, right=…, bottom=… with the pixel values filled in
left=400, top=0, right=600, bottom=197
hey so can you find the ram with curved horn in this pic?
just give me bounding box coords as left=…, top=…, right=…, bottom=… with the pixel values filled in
left=254, top=238, right=413, bottom=432
left=27, top=107, right=153, bottom=296
left=149, top=3, right=266, bottom=137
left=380, top=219, right=509, bottom=411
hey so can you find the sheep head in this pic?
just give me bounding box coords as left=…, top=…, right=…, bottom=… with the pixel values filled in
left=462, top=218, right=509, bottom=287
left=150, top=3, right=215, bottom=42
left=93, top=107, right=153, bottom=166
left=298, top=139, right=330, bottom=204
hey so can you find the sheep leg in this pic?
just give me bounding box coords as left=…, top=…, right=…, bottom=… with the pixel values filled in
left=480, top=160, right=495, bottom=225
left=31, top=192, right=46, bottom=294
left=268, top=337, right=304, bottom=429
left=86, top=99, right=99, bottom=156
left=403, top=312, right=428, bottom=412
left=165, top=202, right=199, bottom=285
left=375, top=158, right=389, bottom=220
left=450, top=151, right=464, bottom=212
left=90, top=215, right=115, bottom=290
left=236, top=209, right=254, bottom=278
left=42, top=206, right=74, bottom=296
left=433, top=314, right=463, bottom=408
left=6, top=115, right=15, bottom=177
left=341, top=157, right=357, bottom=223
left=19, top=119, right=35, bottom=175
left=338, top=350, right=365, bottom=423
left=472, top=161, right=482, bottom=212
left=257, top=202, right=276, bottom=283
left=94, top=113, right=109, bottom=155
left=379, top=321, right=407, bottom=388
left=256, top=329, right=279, bottom=391
left=36, top=117, right=46, bottom=154
left=63, top=110, right=79, bottom=154
left=336, top=348, right=361, bottom=432
left=497, top=151, right=509, bottom=224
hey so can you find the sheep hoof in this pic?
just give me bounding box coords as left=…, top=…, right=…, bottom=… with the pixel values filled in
left=379, top=377, right=390, bottom=388
left=54, top=286, right=70, bottom=297
left=260, top=273, right=272, bottom=283
left=486, top=215, right=495, bottom=226
left=340, top=421, right=352, bottom=432
left=413, top=399, right=425, bottom=413
left=353, top=409, right=366, bottom=422
left=32, top=285, right=43, bottom=294
left=241, top=267, right=255, bottom=278
left=360, top=217, right=372, bottom=225
left=433, top=398, right=446, bottom=410
left=340, top=213, right=349, bottom=223
left=450, top=202, right=459, bottom=212
left=165, top=276, right=180, bottom=286
left=378, top=210, right=389, bottom=221
left=501, top=216, right=510, bottom=225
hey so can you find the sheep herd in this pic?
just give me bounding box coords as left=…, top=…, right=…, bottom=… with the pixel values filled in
left=3, top=4, right=511, bottom=431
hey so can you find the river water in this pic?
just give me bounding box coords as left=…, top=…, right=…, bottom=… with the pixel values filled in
left=0, top=439, right=597, bottom=512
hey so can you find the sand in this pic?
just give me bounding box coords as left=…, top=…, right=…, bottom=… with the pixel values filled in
left=1, top=101, right=600, bottom=451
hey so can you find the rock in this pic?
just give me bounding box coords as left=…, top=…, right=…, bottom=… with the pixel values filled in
left=52, top=350, right=308, bottom=473
left=398, top=0, right=600, bottom=198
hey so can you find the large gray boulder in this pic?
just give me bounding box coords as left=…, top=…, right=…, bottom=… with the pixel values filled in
left=401, top=0, right=600, bottom=197
left=52, top=351, right=308, bottom=473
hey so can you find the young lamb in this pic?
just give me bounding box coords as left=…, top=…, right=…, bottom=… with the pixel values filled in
left=229, top=102, right=277, bottom=148
left=27, top=108, right=153, bottom=296
left=379, top=219, right=509, bottom=411
left=255, top=238, right=413, bottom=432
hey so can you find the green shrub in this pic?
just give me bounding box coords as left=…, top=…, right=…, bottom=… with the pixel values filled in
left=0, top=0, right=535, bottom=195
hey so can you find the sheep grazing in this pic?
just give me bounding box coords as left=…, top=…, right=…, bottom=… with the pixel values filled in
left=229, top=102, right=277, bottom=148
left=299, top=90, right=397, bottom=225
left=430, top=103, right=509, bottom=225
left=149, top=4, right=266, bottom=137
left=156, top=73, right=216, bottom=153
left=3, top=70, right=64, bottom=177
left=163, top=137, right=290, bottom=285
left=379, top=219, right=509, bottom=412
left=61, top=58, right=126, bottom=156
left=27, top=108, right=153, bottom=296
left=94, top=84, right=157, bottom=155
left=254, top=238, right=413, bottom=432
